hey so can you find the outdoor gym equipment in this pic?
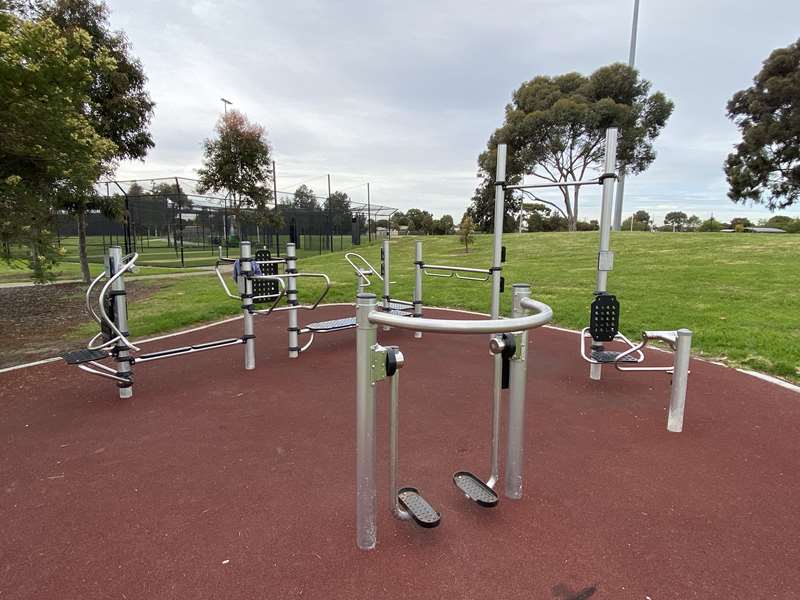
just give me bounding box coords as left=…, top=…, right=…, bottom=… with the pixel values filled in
left=503, top=128, right=693, bottom=432
left=61, top=241, right=329, bottom=398
left=355, top=285, right=553, bottom=549
left=292, top=246, right=417, bottom=350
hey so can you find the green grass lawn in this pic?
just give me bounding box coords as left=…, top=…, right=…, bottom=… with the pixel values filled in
left=0, top=258, right=188, bottom=283
left=62, top=232, right=798, bottom=382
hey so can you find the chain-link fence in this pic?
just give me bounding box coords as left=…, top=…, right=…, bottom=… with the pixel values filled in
left=51, top=178, right=397, bottom=268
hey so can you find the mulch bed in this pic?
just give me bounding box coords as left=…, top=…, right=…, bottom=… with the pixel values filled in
left=0, top=282, right=159, bottom=369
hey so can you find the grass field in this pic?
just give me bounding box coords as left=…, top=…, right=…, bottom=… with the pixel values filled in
left=63, top=231, right=800, bottom=383
left=0, top=258, right=190, bottom=284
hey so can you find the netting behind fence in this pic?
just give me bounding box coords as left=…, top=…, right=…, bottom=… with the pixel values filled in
left=48, top=178, right=397, bottom=268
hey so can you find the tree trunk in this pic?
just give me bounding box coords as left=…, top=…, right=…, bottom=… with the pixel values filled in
left=77, top=210, right=91, bottom=283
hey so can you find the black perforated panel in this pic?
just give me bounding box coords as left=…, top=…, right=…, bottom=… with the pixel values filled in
left=253, top=249, right=279, bottom=302
left=589, top=292, right=620, bottom=342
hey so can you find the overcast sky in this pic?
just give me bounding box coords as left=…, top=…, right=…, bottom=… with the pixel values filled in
left=110, top=0, right=800, bottom=224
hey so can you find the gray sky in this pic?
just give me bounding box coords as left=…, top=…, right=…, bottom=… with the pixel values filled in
left=111, top=0, right=800, bottom=224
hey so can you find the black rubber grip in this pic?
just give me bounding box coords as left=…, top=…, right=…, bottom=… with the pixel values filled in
left=598, top=173, right=617, bottom=182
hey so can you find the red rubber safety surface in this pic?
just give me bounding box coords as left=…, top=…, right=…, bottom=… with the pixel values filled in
left=1, top=306, right=798, bottom=599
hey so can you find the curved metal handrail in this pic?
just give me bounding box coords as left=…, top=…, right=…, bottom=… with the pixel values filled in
left=85, top=270, right=107, bottom=325
left=251, top=272, right=332, bottom=314
left=368, top=297, right=552, bottom=334
left=345, top=252, right=382, bottom=287
left=613, top=331, right=679, bottom=373
left=578, top=328, right=646, bottom=366
left=215, top=260, right=241, bottom=299
left=97, top=253, right=140, bottom=352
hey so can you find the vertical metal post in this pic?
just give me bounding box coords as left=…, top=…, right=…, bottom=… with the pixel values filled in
left=175, top=178, right=185, bottom=267
left=108, top=246, right=132, bottom=399
left=367, top=183, right=372, bottom=243
left=487, top=143, right=507, bottom=488
left=413, top=240, right=423, bottom=339
left=612, top=0, right=641, bottom=231
left=273, top=160, right=280, bottom=257
left=240, top=241, right=255, bottom=370
left=356, top=293, right=378, bottom=550
left=382, top=239, right=390, bottom=331
left=591, top=128, right=619, bottom=381
left=286, top=243, right=299, bottom=358
left=667, top=329, right=692, bottom=432
left=505, top=284, right=531, bottom=499
left=389, top=367, right=410, bottom=520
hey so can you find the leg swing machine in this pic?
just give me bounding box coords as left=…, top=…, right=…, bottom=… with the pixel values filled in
left=62, top=241, right=329, bottom=398
left=505, top=128, right=693, bottom=432
left=294, top=246, right=417, bottom=350
left=355, top=144, right=556, bottom=550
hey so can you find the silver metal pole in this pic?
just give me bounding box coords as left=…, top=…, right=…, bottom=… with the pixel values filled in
left=108, top=246, right=132, bottom=399
left=240, top=241, right=255, bottom=370
left=389, top=367, right=410, bottom=520
left=413, top=240, right=423, bottom=339
left=382, top=240, right=390, bottom=331
left=490, top=144, right=507, bottom=320
left=612, top=0, right=641, bottom=231
left=356, top=293, right=379, bottom=550
left=504, top=284, right=531, bottom=499
left=667, top=328, right=692, bottom=432
left=592, top=128, right=619, bottom=380
left=487, top=143, right=507, bottom=489
left=286, top=243, right=299, bottom=358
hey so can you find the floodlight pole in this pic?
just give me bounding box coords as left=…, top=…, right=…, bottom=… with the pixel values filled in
left=612, top=0, right=640, bottom=231
left=367, top=183, right=372, bottom=243
left=273, top=160, right=279, bottom=255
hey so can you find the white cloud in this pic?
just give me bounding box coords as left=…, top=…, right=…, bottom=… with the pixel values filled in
left=108, top=0, right=800, bottom=222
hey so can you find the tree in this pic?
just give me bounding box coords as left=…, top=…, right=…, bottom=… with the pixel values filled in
left=405, top=208, right=434, bottom=233
left=698, top=217, right=723, bottom=232
left=434, top=214, right=454, bottom=235
left=198, top=110, right=273, bottom=237
left=459, top=214, right=475, bottom=252
left=325, top=191, right=351, bottom=234
left=664, top=211, right=688, bottom=231
left=471, top=63, right=673, bottom=231
left=725, top=38, right=800, bottom=210
left=621, top=209, right=651, bottom=231
left=35, top=0, right=155, bottom=282
left=291, top=184, right=319, bottom=210
left=0, top=11, right=115, bottom=281
left=686, top=215, right=702, bottom=231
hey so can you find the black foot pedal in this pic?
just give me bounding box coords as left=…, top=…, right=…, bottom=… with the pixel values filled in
left=61, top=348, right=110, bottom=365
left=452, top=471, right=499, bottom=507
left=591, top=350, right=638, bottom=364
left=397, top=487, right=440, bottom=528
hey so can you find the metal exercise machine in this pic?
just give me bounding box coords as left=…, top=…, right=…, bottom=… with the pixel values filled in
left=355, top=285, right=553, bottom=550
left=291, top=246, right=417, bottom=351
left=504, top=128, right=693, bottom=432
left=62, top=242, right=329, bottom=398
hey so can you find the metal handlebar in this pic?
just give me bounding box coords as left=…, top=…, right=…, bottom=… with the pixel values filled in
left=214, top=260, right=240, bottom=299
left=85, top=270, right=107, bottom=325
left=345, top=252, right=383, bottom=286
left=97, top=253, right=140, bottom=352
left=422, top=263, right=491, bottom=282
left=367, top=297, right=552, bottom=334
left=251, top=272, right=332, bottom=315
left=614, top=331, right=680, bottom=373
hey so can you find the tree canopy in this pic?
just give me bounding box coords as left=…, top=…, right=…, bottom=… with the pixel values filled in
left=469, top=63, right=673, bottom=231
left=198, top=110, right=273, bottom=232
left=0, top=10, right=116, bottom=280
left=725, top=38, right=800, bottom=210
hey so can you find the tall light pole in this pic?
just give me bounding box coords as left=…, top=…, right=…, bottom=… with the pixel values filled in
left=221, top=97, right=232, bottom=114
left=612, top=0, right=640, bottom=231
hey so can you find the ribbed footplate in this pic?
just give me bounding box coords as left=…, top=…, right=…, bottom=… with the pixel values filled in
left=306, top=317, right=357, bottom=332
left=385, top=302, right=413, bottom=312
left=452, top=471, right=498, bottom=507
left=61, top=348, right=110, bottom=365
left=397, top=487, right=440, bottom=528
left=591, top=350, right=639, bottom=364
